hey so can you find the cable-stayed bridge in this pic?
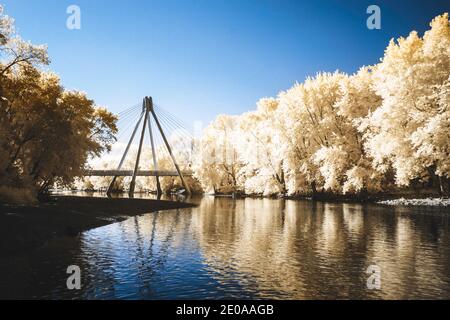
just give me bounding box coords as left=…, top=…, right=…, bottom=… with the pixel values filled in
left=84, top=96, right=195, bottom=196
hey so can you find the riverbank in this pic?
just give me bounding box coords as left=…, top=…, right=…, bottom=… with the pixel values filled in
left=267, top=188, right=448, bottom=205
left=377, top=197, right=450, bottom=206
left=0, top=196, right=195, bottom=258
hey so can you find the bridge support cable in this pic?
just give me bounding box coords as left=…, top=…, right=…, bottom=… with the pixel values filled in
left=155, top=111, right=194, bottom=142
left=153, top=106, right=195, bottom=165
left=117, top=102, right=142, bottom=117
left=153, top=105, right=192, bottom=132
left=115, top=108, right=144, bottom=142
left=153, top=105, right=194, bottom=140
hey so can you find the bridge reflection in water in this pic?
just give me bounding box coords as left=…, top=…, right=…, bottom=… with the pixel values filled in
left=1, top=196, right=449, bottom=299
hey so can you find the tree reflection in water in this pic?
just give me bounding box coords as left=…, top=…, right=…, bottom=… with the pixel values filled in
left=0, top=196, right=449, bottom=299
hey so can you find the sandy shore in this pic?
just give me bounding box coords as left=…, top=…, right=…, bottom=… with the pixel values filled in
left=0, top=196, right=195, bottom=258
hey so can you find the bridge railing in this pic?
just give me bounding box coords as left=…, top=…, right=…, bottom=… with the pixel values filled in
left=84, top=170, right=193, bottom=177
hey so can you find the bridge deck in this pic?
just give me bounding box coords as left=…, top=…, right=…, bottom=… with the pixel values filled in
left=84, top=170, right=193, bottom=177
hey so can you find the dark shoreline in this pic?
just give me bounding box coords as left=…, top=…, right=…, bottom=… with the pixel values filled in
left=216, top=189, right=447, bottom=203
left=0, top=196, right=196, bottom=258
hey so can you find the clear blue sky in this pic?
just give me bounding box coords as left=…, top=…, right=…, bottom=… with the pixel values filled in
left=2, top=0, right=450, bottom=129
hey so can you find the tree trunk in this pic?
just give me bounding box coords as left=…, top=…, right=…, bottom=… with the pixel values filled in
left=279, top=169, right=286, bottom=195
left=438, top=175, right=449, bottom=196
left=311, top=180, right=317, bottom=198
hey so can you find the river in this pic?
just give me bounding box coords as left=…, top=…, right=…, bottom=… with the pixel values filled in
left=1, top=195, right=449, bottom=299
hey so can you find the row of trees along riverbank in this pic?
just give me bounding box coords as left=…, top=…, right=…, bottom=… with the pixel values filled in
left=2, top=7, right=449, bottom=202
left=78, top=14, right=449, bottom=199
left=191, top=13, right=449, bottom=198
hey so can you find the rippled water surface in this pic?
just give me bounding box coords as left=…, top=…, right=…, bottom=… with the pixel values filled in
left=1, top=196, right=450, bottom=299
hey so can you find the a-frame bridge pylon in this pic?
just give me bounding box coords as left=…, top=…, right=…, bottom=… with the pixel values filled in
left=106, top=96, right=191, bottom=196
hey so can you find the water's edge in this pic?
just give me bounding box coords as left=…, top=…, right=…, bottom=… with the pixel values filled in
left=0, top=195, right=195, bottom=258
left=1, top=195, right=449, bottom=299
